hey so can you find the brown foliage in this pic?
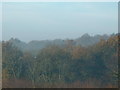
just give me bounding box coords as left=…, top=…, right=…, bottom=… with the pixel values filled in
left=2, top=78, right=117, bottom=88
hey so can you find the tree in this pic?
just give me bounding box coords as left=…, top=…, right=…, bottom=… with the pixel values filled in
left=2, top=41, right=23, bottom=79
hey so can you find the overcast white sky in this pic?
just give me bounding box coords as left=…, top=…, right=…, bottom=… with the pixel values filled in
left=1, top=2, right=118, bottom=42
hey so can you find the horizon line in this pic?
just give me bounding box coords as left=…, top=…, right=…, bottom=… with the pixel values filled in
left=2, top=33, right=117, bottom=43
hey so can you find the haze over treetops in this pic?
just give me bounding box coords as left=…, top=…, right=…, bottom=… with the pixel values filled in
left=2, top=2, right=117, bottom=42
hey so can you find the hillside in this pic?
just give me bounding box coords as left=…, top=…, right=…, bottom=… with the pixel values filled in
left=8, top=34, right=110, bottom=55
left=2, top=33, right=118, bottom=88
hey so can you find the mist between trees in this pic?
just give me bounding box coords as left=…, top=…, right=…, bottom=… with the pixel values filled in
left=2, top=34, right=119, bottom=88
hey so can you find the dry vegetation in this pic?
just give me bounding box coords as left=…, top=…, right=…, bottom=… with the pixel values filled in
left=2, top=34, right=119, bottom=88
left=2, top=79, right=118, bottom=88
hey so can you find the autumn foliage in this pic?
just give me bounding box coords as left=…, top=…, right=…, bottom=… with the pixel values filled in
left=2, top=34, right=118, bottom=88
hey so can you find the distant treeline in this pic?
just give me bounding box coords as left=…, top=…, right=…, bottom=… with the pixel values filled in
left=2, top=34, right=118, bottom=88
left=8, top=33, right=110, bottom=55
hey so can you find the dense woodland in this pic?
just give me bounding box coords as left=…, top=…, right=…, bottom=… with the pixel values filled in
left=2, top=34, right=119, bottom=88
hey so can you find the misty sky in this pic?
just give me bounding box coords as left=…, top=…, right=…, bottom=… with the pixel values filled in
left=2, top=2, right=118, bottom=42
